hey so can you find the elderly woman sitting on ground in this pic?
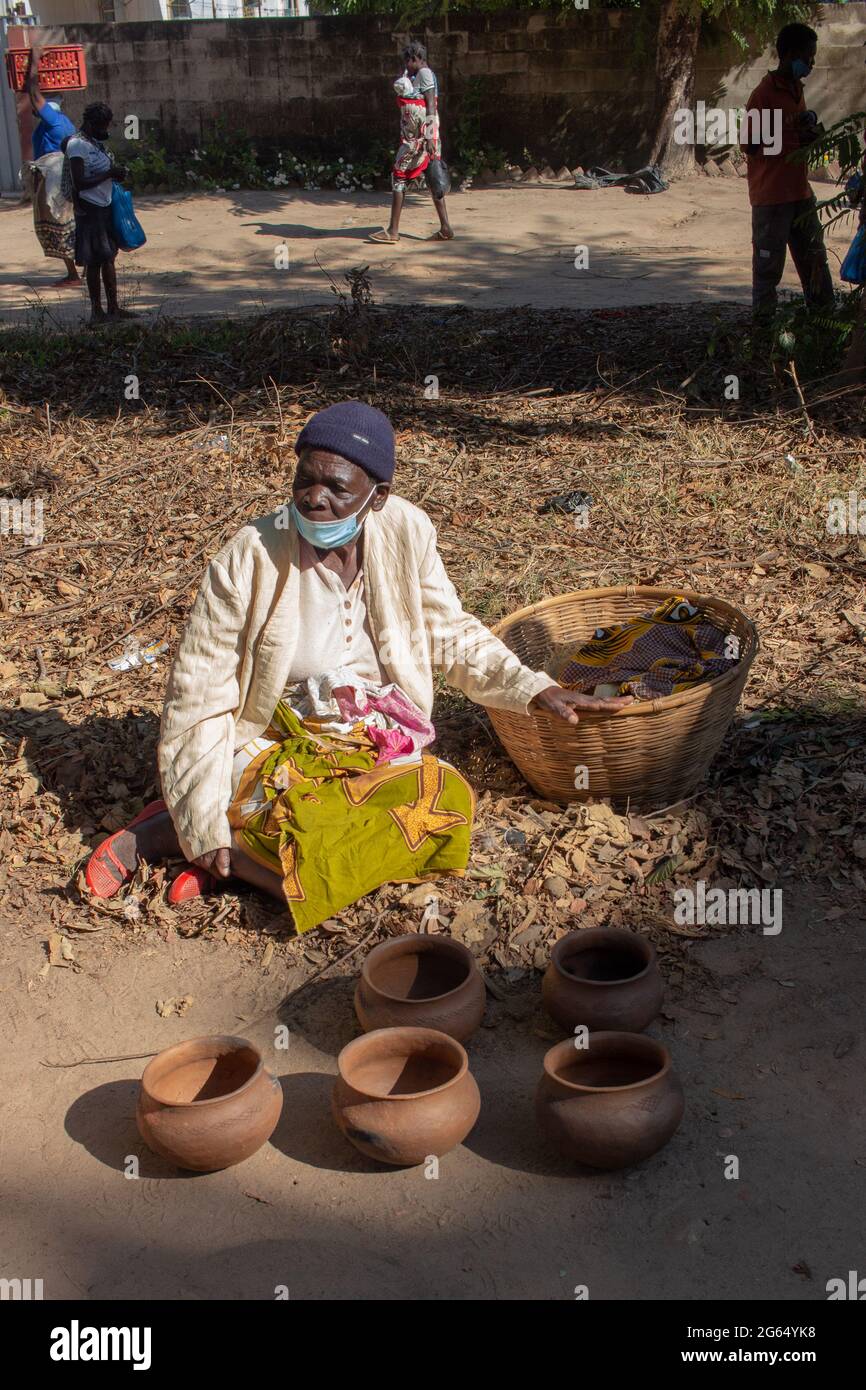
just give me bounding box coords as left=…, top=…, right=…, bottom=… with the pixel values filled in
left=85, top=402, right=629, bottom=933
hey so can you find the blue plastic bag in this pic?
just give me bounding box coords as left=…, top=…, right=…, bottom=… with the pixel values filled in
left=110, top=183, right=146, bottom=252
left=841, top=226, right=866, bottom=285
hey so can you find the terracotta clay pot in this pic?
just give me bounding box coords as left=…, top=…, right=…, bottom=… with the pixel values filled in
left=535, top=1032, right=684, bottom=1169
left=354, top=933, right=485, bottom=1042
left=332, top=1026, right=480, bottom=1166
left=542, top=927, right=663, bottom=1034
left=137, top=1035, right=283, bottom=1172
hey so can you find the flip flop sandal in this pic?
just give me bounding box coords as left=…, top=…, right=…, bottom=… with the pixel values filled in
left=368, top=230, right=399, bottom=243
left=84, top=798, right=167, bottom=899
left=167, top=865, right=218, bottom=905
left=427, top=230, right=456, bottom=241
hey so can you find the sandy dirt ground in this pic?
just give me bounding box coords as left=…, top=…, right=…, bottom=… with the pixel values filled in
left=0, top=176, right=851, bottom=325
left=1, top=882, right=862, bottom=1302
left=1, top=172, right=863, bottom=1306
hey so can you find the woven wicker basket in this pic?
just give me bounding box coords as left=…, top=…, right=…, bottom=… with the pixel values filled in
left=488, top=586, right=758, bottom=810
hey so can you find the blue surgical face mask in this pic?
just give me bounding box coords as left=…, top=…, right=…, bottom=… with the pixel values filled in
left=791, top=58, right=812, bottom=79
left=291, top=487, right=376, bottom=548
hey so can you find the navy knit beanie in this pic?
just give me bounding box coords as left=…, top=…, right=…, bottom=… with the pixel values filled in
left=294, top=401, right=396, bottom=483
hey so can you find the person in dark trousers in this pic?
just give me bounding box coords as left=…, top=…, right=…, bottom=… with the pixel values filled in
left=741, top=22, right=834, bottom=321
left=66, top=102, right=132, bottom=325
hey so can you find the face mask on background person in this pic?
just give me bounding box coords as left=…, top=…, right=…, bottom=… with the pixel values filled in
left=290, top=487, right=377, bottom=548
left=791, top=58, right=812, bottom=79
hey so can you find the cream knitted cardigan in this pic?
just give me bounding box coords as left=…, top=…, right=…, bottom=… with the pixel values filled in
left=158, top=494, right=552, bottom=861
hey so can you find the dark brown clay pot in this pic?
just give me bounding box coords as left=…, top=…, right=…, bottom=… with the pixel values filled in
left=535, top=1031, right=684, bottom=1169
left=332, top=1026, right=480, bottom=1166
left=354, top=933, right=485, bottom=1042
left=542, top=927, right=663, bottom=1034
left=137, top=1035, right=283, bottom=1172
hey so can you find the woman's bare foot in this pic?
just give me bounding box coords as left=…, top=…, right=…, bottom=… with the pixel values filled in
left=428, top=228, right=455, bottom=241
left=103, top=817, right=173, bottom=877
left=106, top=307, right=137, bottom=320
left=229, top=844, right=285, bottom=902
left=53, top=275, right=81, bottom=287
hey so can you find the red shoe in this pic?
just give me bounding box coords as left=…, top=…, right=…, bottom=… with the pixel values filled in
left=84, top=799, right=167, bottom=899
left=168, top=865, right=217, bottom=904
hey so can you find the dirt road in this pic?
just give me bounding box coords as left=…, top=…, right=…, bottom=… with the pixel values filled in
left=1, top=884, right=862, bottom=1301
left=0, top=177, right=851, bottom=326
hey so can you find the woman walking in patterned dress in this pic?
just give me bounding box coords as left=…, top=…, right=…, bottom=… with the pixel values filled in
left=369, top=41, right=454, bottom=244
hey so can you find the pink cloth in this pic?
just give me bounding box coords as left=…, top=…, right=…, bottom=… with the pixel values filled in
left=334, top=684, right=435, bottom=763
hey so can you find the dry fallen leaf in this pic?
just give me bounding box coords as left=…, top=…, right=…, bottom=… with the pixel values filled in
left=450, top=900, right=490, bottom=945
left=47, top=932, right=69, bottom=967
left=400, top=884, right=440, bottom=909
left=569, top=845, right=588, bottom=876
left=646, top=855, right=681, bottom=885
left=156, top=995, right=194, bottom=1018
left=663, top=918, right=707, bottom=938
left=802, top=561, right=830, bottom=581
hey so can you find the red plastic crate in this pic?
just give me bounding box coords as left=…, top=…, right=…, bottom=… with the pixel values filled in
left=5, top=45, right=87, bottom=94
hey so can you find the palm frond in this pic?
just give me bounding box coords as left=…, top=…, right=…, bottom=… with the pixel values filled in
left=795, top=113, right=866, bottom=178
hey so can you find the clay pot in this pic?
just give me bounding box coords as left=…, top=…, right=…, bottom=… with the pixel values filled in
left=354, top=933, right=485, bottom=1042
left=542, top=927, right=663, bottom=1034
left=535, top=1032, right=684, bottom=1169
left=332, top=1026, right=480, bottom=1166
left=137, top=1035, right=283, bottom=1172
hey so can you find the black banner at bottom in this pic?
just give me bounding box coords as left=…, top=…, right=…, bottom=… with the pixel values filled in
left=5, top=1297, right=861, bottom=1375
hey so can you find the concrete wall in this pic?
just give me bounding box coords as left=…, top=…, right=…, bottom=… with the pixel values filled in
left=17, top=5, right=866, bottom=167
left=700, top=4, right=866, bottom=126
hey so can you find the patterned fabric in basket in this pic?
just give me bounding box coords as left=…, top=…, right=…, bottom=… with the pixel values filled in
left=551, top=595, right=737, bottom=700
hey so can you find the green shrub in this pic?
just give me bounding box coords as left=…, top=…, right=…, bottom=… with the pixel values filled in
left=767, top=291, right=861, bottom=378
left=268, top=139, right=393, bottom=191
left=115, top=125, right=398, bottom=195
left=124, top=139, right=187, bottom=192
left=451, top=77, right=505, bottom=178
left=191, top=122, right=267, bottom=189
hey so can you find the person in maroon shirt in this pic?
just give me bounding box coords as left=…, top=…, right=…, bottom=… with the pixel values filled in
left=741, top=23, right=834, bottom=321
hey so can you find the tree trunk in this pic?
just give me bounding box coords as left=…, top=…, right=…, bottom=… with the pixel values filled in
left=648, top=0, right=702, bottom=177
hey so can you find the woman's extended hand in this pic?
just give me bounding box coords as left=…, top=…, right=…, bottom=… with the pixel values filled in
left=530, top=684, right=634, bottom=726
left=193, top=847, right=232, bottom=878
